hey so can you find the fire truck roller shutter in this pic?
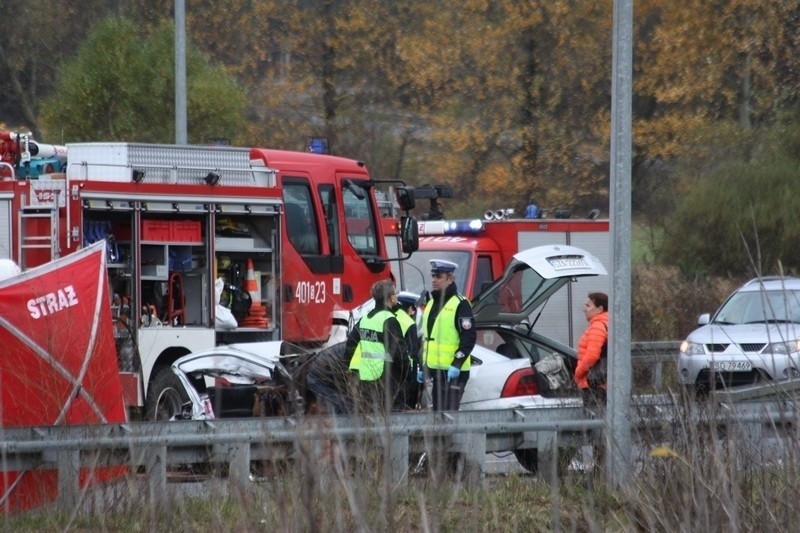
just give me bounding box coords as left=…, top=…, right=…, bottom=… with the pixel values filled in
left=285, top=203, right=318, bottom=254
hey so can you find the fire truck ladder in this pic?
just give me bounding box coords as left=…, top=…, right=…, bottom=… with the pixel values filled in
left=18, top=193, right=60, bottom=268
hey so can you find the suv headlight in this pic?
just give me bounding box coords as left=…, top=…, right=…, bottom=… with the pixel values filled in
left=680, top=340, right=704, bottom=356
left=766, top=339, right=800, bottom=355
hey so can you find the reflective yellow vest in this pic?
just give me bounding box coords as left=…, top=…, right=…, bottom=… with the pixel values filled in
left=422, top=294, right=471, bottom=371
left=351, top=309, right=415, bottom=372
left=348, top=345, right=363, bottom=371
left=395, top=308, right=415, bottom=336
left=350, top=310, right=394, bottom=381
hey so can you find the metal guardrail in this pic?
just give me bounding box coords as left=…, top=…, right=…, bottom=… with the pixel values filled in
left=3, top=395, right=797, bottom=511
left=631, top=340, right=679, bottom=361
left=712, top=375, right=800, bottom=403
left=1, top=407, right=598, bottom=509
left=631, top=341, right=679, bottom=390
left=0, top=341, right=698, bottom=512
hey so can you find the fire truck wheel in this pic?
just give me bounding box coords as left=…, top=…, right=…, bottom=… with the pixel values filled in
left=146, top=367, right=189, bottom=421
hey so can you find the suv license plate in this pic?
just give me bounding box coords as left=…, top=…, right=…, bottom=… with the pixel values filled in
left=709, top=361, right=752, bottom=372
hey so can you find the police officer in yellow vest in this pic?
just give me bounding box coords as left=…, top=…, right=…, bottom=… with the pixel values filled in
left=421, top=259, right=476, bottom=411
left=345, top=279, right=409, bottom=412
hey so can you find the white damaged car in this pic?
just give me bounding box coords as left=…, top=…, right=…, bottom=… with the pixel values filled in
left=164, top=341, right=305, bottom=421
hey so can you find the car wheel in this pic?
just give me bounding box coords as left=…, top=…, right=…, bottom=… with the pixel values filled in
left=514, top=447, right=576, bottom=475
left=514, top=449, right=538, bottom=474
left=146, top=367, right=189, bottom=421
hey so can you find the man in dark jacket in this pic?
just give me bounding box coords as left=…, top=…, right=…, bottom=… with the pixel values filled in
left=395, top=291, right=422, bottom=409
left=304, top=342, right=351, bottom=415
left=426, top=198, right=445, bottom=220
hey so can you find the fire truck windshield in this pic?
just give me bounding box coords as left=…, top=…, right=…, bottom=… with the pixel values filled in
left=344, top=184, right=379, bottom=256
left=401, top=250, right=470, bottom=297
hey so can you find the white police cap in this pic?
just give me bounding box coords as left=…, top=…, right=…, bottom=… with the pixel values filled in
left=396, top=291, right=420, bottom=307
left=430, top=259, right=458, bottom=274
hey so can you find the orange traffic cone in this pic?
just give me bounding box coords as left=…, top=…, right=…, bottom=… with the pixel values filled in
left=244, top=258, right=260, bottom=304
left=241, top=258, right=268, bottom=328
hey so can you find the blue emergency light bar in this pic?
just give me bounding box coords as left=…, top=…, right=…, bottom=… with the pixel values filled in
left=306, top=137, right=330, bottom=154
left=420, top=219, right=485, bottom=235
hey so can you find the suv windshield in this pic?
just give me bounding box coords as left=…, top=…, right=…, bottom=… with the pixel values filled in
left=714, top=289, right=800, bottom=325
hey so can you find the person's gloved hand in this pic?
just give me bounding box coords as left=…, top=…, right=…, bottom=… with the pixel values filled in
left=416, top=370, right=425, bottom=383
left=447, top=365, right=460, bottom=381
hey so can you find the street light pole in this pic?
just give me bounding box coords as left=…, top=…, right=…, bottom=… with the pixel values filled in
left=607, top=0, right=633, bottom=488
left=175, top=0, right=187, bottom=144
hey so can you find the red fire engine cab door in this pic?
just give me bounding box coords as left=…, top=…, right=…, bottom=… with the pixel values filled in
left=280, top=175, right=388, bottom=344
left=281, top=178, right=330, bottom=342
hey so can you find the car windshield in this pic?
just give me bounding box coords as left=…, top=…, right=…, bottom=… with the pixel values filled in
left=398, top=250, right=471, bottom=296
left=713, top=289, right=800, bottom=325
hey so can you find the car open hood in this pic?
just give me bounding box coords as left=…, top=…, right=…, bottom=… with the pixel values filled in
left=471, top=244, right=608, bottom=326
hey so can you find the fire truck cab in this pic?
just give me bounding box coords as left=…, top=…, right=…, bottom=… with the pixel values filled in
left=395, top=215, right=610, bottom=347
left=0, top=137, right=417, bottom=419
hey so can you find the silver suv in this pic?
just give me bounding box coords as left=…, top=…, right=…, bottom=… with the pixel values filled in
left=678, top=276, right=800, bottom=391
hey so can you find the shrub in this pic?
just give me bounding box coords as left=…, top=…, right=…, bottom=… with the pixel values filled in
left=658, top=122, right=800, bottom=280
left=631, top=264, right=741, bottom=341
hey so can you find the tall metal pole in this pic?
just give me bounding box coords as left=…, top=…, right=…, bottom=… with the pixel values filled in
left=175, top=0, right=187, bottom=144
left=607, top=0, right=633, bottom=488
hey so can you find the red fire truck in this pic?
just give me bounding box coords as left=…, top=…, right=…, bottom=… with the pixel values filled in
left=394, top=213, right=610, bottom=348
left=0, top=134, right=417, bottom=419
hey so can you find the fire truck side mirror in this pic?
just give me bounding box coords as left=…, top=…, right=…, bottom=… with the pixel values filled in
left=395, top=186, right=416, bottom=211
left=400, top=216, right=419, bottom=254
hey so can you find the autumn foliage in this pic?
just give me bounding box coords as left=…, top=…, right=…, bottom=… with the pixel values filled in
left=3, top=0, right=800, bottom=276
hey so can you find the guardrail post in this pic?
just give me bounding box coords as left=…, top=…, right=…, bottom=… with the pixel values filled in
left=733, top=404, right=764, bottom=469
left=452, top=431, right=486, bottom=488
left=56, top=449, right=80, bottom=510
left=537, top=431, right=558, bottom=486
left=740, top=418, right=763, bottom=468
left=145, top=445, right=167, bottom=507
left=229, top=442, right=251, bottom=489
left=390, top=434, right=409, bottom=488
left=653, top=361, right=663, bottom=390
